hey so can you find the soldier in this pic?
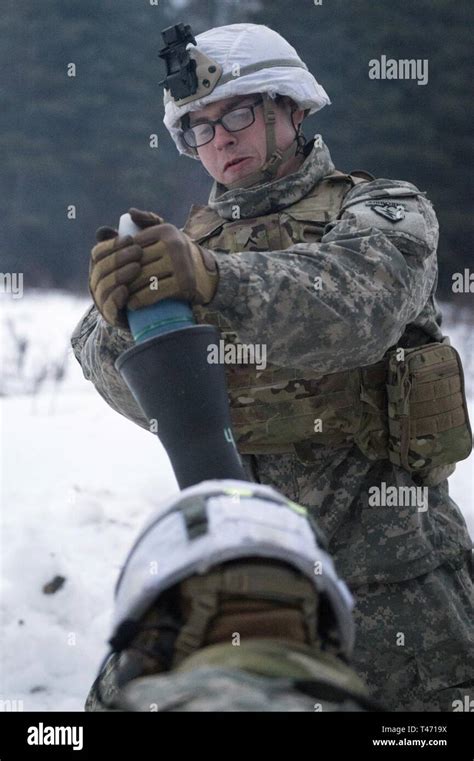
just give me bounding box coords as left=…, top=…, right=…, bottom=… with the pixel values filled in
left=85, top=480, right=377, bottom=712
left=72, top=23, right=474, bottom=710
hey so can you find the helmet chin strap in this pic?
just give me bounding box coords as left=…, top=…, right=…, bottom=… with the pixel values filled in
left=225, top=93, right=300, bottom=191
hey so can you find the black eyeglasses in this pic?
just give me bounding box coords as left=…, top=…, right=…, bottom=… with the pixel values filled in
left=183, top=97, right=264, bottom=148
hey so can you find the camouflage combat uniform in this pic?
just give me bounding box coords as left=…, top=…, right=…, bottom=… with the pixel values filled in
left=72, top=137, right=474, bottom=711
left=85, top=640, right=375, bottom=712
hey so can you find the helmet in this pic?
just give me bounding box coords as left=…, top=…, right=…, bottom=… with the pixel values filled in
left=162, top=23, right=330, bottom=188
left=110, top=479, right=354, bottom=659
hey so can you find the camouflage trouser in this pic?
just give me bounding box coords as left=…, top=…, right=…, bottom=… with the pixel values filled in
left=241, top=449, right=474, bottom=712
left=351, top=562, right=474, bottom=711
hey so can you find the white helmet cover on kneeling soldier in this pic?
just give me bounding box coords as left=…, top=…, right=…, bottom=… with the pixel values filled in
left=111, top=479, right=355, bottom=658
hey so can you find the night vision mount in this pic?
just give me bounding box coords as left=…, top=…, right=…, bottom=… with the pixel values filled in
left=158, top=23, right=223, bottom=106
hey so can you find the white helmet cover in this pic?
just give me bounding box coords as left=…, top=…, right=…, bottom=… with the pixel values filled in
left=163, top=23, right=331, bottom=159
left=111, top=479, right=354, bottom=658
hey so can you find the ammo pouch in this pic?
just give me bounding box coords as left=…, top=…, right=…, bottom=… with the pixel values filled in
left=222, top=337, right=471, bottom=485
left=385, top=341, right=472, bottom=479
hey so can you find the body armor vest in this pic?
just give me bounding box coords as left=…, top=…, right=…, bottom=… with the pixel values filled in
left=182, top=171, right=472, bottom=480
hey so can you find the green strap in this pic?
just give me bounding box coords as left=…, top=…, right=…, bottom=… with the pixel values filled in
left=173, top=592, right=219, bottom=664
left=218, top=59, right=308, bottom=87
left=226, top=93, right=298, bottom=190
left=179, top=496, right=209, bottom=540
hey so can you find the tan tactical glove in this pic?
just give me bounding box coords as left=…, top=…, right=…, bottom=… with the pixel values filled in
left=89, top=208, right=219, bottom=329
left=126, top=222, right=219, bottom=311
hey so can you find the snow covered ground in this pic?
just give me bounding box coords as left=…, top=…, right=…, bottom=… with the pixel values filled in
left=0, top=291, right=472, bottom=711
left=0, top=292, right=178, bottom=711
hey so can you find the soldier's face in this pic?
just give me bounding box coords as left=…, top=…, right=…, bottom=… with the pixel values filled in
left=188, top=94, right=304, bottom=186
